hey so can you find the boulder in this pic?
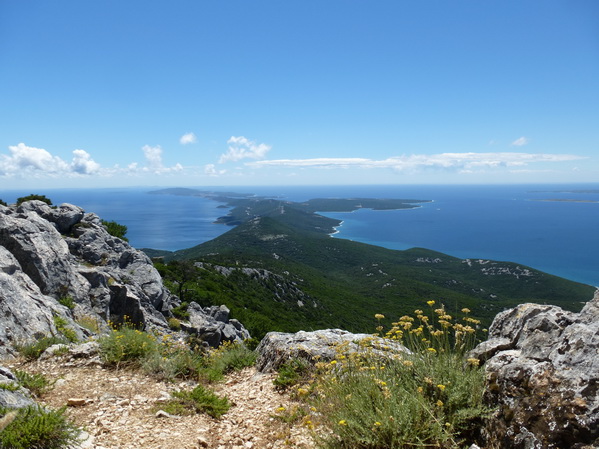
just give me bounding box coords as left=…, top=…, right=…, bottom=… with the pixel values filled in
left=470, top=290, right=599, bottom=449
left=184, top=303, right=250, bottom=348
left=256, top=328, right=409, bottom=372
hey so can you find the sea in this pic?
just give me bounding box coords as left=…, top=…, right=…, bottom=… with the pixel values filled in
left=1, top=184, right=597, bottom=287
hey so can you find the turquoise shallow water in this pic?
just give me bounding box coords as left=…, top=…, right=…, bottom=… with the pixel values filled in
left=1, top=184, right=597, bottom=286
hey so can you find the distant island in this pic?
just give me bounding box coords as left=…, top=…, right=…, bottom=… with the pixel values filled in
left=529, top=189, right=599, bottom=194
left=534, top=199, right=598, bottom=203
left=150, top=187, right=431, bottom=231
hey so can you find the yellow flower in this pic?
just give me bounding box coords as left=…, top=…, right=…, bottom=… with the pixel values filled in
left=330, top=360, right=338, bottom=365
left=414, top=309, right=423, bottom=315
left=427, top=347, right=437, bottom=353
left=276, top=406, right=286, bottom=412
left=338, top=419, right=347, bottom=426
left=427, top=300, right=435, bottom=306
left=461, top=308, right=471, bottom=314
left=467, top=358, right=480, bottom=367
left=374, top=421, right=381, bottom=427
left=374, top=313, right=385, bottom=320
left=402, top=360, right=414, bottom=367
left=437, top=384, right=446, bottom=391
left=436, top=400, right=444, bottom=407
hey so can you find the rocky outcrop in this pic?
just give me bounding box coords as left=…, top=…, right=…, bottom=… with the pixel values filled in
left=181, top=303, right=250, bottom=347
left=0, top=200, right=250, bottom=357
left=256, top=329, right=409, bottom=372
left=471, top=290, right=599, bottom=449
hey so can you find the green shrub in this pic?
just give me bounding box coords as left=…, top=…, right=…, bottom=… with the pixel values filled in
left=101, top=220, right=128, bottom=241
left=0, top=405, right=80, bottom=449
left=57, top=296, right=75, bottom=310
left=141, top=346, right=204, bottom=381
left=273, top=358, right=312, bottom=391
left=16, top=336, right=68, bottom=361
left=305, top=303, right=490, bottom=449
left=199, top=341, right=256, bottom=383
left=53, top=316, right=78, bottom=343
left=171, top=302, right=190, bottom=319
left=0, top=199, right=7, bottom=207
left=167, top=317, right=182, bottom=331
left=16, top=194, right=52, bottom=206
left=160, top=385, right=230, bottom=419
left=98, top=325, right=159, bottom=367
left=76, top=315, right=101, bottom=334
left=14, top=370, right=53, bottom=398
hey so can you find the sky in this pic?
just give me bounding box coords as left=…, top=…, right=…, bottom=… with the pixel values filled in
left=1, top=0, right=598, bottom=188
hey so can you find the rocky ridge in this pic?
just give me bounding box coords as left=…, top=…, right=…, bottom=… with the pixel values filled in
left=0, top=200, right=249, bottom=357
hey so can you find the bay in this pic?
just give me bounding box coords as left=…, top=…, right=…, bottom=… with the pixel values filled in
left=0, top=183, right=597, bottom=286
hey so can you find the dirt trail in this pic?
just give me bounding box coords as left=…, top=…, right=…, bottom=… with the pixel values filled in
left=12, top=357, right=316, bottom=449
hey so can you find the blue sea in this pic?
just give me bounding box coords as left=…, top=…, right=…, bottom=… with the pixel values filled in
left=1, top=184, right=597, bottom=287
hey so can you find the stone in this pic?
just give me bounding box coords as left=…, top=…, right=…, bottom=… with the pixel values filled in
left=471, top=290, right=599, bottom=449
left=256, top=328, right=410, bottom=372
left=155, top=409, right=175, bottom=418
left=186, top=302, right=251, bottom=348
left=67, top=398, right=88, bottom=407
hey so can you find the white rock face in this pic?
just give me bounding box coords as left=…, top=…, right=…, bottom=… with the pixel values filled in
left=470, top=290, right=599, bottom=449
left=0, top=199, right=251, bottom=356
left=0, top=200, right=173, bottom=356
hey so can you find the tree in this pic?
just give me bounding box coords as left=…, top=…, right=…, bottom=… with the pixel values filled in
left=16, top=194, right=52, bottom=206
left=101, top=220, right=129, bottom=241
left=162, top=260, right=201, bottom=302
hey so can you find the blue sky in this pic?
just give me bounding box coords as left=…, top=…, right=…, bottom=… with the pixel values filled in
left=1, top=0, right=598, bottom=188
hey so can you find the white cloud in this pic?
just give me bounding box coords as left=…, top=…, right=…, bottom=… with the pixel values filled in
left=2, top=142, right=70, bottom=174
left=511, top=136, right=530, bottom=146
left=249, top=152, right=585, bottom=172
left=142, top=145, right=164, bottom=169
left=71, top=149, right=101, bottom=174
left=179, top=132, right=197, bottom=145
left=139, top=145, right=183, bottom=174
left=0, top=142, right=186, bottom=181
left=204, top=164, right=227, bottom=176
left=219, top=136, right=271, bottom=163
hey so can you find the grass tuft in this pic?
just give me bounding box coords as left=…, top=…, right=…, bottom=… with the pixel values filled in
left=159, top=385, right=230, bottom=419
left=14, top=370, right=53, bottom=398
left=16, top=336, right=68, bottom=361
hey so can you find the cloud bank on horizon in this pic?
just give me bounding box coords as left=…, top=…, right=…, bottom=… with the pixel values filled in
left=0, top=137, right=587, bottom=187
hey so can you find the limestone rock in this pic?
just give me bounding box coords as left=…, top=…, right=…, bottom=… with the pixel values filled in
left=0, top=199, right=251, bottom=356
left=471, top=290, right=599, bottom=449
left=256, top=328, right=409, bottom=372
left=183, top=303, right=250, bottom=348
left=0, top=366, right=34, bottom=409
